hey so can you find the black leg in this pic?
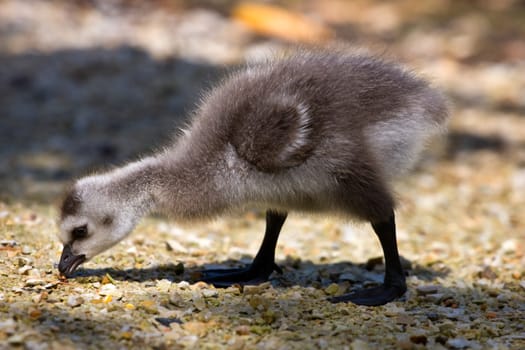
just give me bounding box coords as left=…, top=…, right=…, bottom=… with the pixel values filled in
left=202, top=210, right=287, bottom=287
left=330, top=212, right=407, bottom=306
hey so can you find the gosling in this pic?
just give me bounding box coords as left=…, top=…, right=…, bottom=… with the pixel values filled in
left=57, top=49, right=449, bottom=306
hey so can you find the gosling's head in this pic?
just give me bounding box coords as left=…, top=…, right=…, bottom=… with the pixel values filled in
left=56, top=178, right=137, bottom=277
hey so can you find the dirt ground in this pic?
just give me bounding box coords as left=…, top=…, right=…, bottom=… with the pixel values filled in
left=1, top=0, right=524, bottom=349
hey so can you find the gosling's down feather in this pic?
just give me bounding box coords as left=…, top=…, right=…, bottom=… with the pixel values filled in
left=152, top=50, right=448, bottom=220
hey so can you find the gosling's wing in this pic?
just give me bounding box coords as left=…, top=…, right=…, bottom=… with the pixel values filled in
left=230, top=96, right=318, bottom=173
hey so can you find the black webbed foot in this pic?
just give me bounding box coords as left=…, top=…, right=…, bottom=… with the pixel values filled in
left=329, top=283, right=407, bottom=306
left=203, top=262, right=282, bottom=287
left=331, top=211, right=408, bottom=306
left=203, top=210, right=287, bottom=287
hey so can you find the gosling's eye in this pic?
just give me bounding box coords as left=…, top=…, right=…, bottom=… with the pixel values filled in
left=71, top=225, right=88, bottom=240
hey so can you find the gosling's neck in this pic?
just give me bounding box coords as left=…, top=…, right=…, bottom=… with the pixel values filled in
left=89, top=151, right=233, bottom=222
left=76, top=157, right=162, bottom=222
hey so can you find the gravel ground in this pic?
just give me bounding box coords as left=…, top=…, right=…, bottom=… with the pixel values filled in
left=1, top=1, right=524, bottom=349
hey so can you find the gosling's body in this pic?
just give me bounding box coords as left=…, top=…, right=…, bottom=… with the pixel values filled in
left=58, top=49, right=449, bottom=306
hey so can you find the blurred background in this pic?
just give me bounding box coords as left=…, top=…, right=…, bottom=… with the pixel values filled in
left=1, top=0, right=524, bottom=204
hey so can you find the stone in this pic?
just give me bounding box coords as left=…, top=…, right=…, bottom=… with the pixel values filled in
left=67, top=295, right=84, bottom=307
left=202, top=289, right=218, bottom=298
left=21, top=246, right=33, bottom=255
left=416, top=285, right=439, bottom=295
left=25, top=278, right=45, bottom=287
left=99, top=283, right=123, bottom=299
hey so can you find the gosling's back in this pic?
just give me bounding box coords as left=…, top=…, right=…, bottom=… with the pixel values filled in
left=162, top=49, right=449, bottom=220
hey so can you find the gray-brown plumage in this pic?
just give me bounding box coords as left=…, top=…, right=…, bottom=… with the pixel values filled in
left=57, top=48, right=449, bottom=306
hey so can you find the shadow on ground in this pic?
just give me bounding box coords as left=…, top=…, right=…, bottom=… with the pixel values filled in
left=68, top=255, right=451, bottom=287
left=0, top=45, right=225, bottom=203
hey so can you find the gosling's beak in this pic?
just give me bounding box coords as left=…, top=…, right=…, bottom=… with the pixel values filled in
left=58, top=243, right=86, bottom=277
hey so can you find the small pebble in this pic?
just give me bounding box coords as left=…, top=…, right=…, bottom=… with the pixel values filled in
left=28, top=269, right=41, bottom=278
left=446, top=337, right=472, bottom=349
left=169, top=292, right=184, bottom=306
left=324, top=283, right=340, bottom=296
left=25, top=278, right=45, bottom=287
left=192, top=293, right=206, bottom=310
left=338, top=272, right=357, bottom=281
left=384, top=304, right=405, bottom=316
left=120, top=331, right=133, bottom=340
left=395, top=338, right=413, bottom=350
left=192, top=281, right=209, bottom=290
left=139, top=300, right=158, bottom=314
left=177, top=281, right=190, bottom=289
left=21, top=246, right=33, bottom=255
left=99, top=284, right=123, bottom=299
left=101, top=273, right=116, bottom=285
left=17, top=257, right=32, bottom=267
left=0, top=240, right=17, bottom=247
left=416, top=285, right=439, bottom=295
left=441, top=308, right=464, bottom=320
left=156, top=279, right=171, bottom=293
left=67, top=295, right=84, bottom=307
left=8, top=334, right=25, bottom=345
left=165, top=240, right=188, bottom=253
left=243, top=282, right=271, bottom=295
left=202, top=288, right=218, bottom=298
left=235, top=325, right=250, bottom=335
left=0, top=318, right=17, bottom=333
left=32, top=292, right=48, bottom=303
left=425, top=293, right=445, bottom=303
left=28, top=308, right=41, bottom=319
left=438, top=322, right=456, bottom=334
left=395, top=314, right=416, bottom=325
left=126, top=246, right=137, bottom=254
left=443, top=297, right=459, bottom=308
left=228, top=338, right=246, bottom=350
left=409, top=334, right=428, bottom=345
left=18, top=265, right=33, bottom=275
left=478, top=266, right=497, bottom=280
left=350, top=339, right=371, bottom=350
left=44, top=282, right=58, bottom=289
left=496, top=294, right=508, bottom=302
left=182, top=321, right=208, bottom=337
left=485, top=311, right=497, bottom=319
